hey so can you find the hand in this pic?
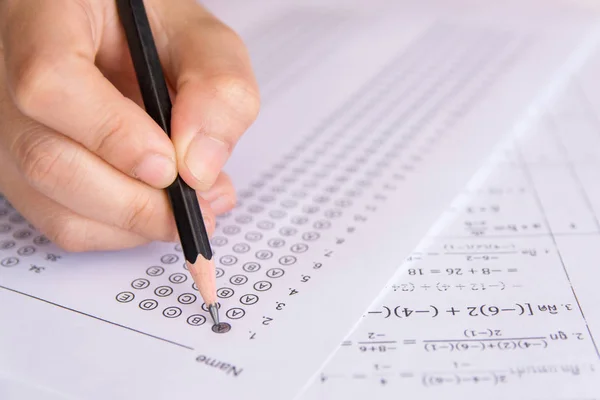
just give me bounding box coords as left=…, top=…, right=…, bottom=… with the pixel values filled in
left=0, top=0, right=259, bottom=251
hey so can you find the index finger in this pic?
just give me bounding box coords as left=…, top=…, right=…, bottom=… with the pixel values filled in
left=147, top=0, right=260, bottom=191
left=1, top=0, right=178, bottom=189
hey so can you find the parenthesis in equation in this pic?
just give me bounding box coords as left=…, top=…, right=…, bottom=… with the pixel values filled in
left=493, top=373, right=499, bottom=385
left=430, top=305, right=439, bottom=317
left=449, top=342, right=455, bottom=352
left=422, top=374, right=429, bottom=388
left=409, top=283, right=415, bottom=292
left=542, top=340, right=548, bottom=349
left=383, top=306, right=391, bottom=318
left=394, top=306, right=402, bottom=319
left=516, top=303, right=525, bottom=315
left=463, top=329, right=471, bottom=338
left=454, top=374, right=461, bottom=385
left=480, top=304, right=488, bottom=317
left=487, top=328, right=493, bottom=337
left=479, top=342, right=485, bottom=351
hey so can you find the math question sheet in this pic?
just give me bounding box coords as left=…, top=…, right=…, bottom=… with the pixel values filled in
left=299, top=40, right=600, bottom=400
left=1, top=1, right=600, bottom=399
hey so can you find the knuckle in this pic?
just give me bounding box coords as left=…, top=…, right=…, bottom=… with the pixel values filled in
left=210, top=73, right=261, bottom=127
left=121, top=192, right=155, bottom=232
left=91, top=111, right=127, bottom=155
left=13, top=131, right=67, bottom=190
left=9, top=55, right=63, bottom=116
left=46, top=217, right=88, bottom=252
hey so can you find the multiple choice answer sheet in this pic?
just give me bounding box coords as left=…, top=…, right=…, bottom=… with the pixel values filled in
left=1, top=1, right=600, bottom=399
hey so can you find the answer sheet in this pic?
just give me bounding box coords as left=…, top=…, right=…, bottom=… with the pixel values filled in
left=1, top=1, right=599, bottom=399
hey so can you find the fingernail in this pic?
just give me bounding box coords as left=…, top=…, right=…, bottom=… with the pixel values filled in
left=185, top=135, right=229, bottom=188
left=210, top=195, right=235, bottom=215
left=133, top=153, right=177, bottom=187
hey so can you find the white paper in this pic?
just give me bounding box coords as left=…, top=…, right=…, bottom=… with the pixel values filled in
left=299, top=45, right=600, bottom=400
left=0, top=1, right=598, bottom=399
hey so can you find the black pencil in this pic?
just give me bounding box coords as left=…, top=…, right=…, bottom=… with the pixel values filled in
left=116, top=0, right=219, bottom=325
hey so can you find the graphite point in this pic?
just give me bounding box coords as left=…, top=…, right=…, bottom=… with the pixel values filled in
left=212, top=322, right=231, bottom=334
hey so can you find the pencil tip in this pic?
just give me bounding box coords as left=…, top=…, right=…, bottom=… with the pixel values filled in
left=208, top=303, right=220, bottom=325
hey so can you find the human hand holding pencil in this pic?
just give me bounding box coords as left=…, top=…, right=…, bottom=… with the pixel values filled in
left=0, top=0, right=260, bottom=318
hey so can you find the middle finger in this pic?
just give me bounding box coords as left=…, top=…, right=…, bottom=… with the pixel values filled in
left=0, top=95, right=179, bottom=242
